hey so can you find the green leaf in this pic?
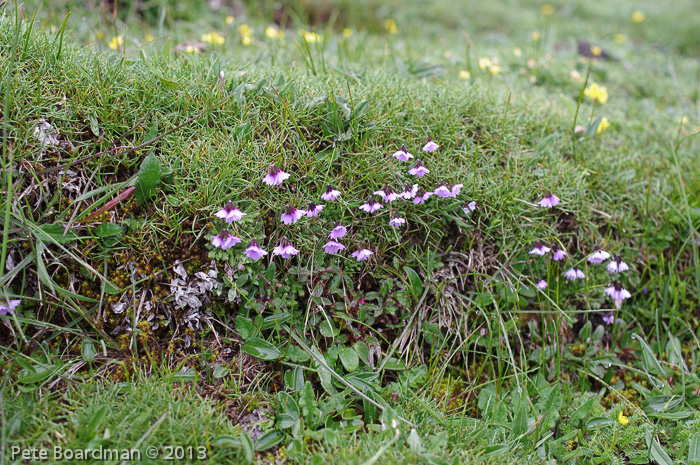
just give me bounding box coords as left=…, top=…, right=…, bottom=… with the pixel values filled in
left=404, top=266, right=423, bottom=300
left=353, top=341, right=369, bottom=365
left=241, top=337, right=281, bottom=360
left=688, top=433, right=700, bottom=462
left=235, top=315, right=257, bottom=340
left=17, top=365, right=55, bottom=384
left=644, top=395, right=682, bottom=413
left=88, top=111, right=100, bottom=136
left=509, top=404, right=528, bottom=441
left=213, top=365, right=228, bottom=379
left=586, top=418, right=614, bottom=430
left=81, top=340, right=96, bottom=362
left=87, top=406, right=108, bottom=433
left=39, top=223, right=79, bottom=244
left=95, top=223, right=123, bottom=247
left=134, top=153, right=162, bottom=204
left=648, top=437, right=673, bottom=465
left=158, top=76, right=180, bottom=89
left=338, top=346, right=359, bottom=372
left=483, top=445, right=509, bottom=456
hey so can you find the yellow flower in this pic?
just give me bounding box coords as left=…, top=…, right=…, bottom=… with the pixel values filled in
left=265, top=26, right=284, bottom=39
left=108, top=35, right=123, bottom=50
left=614, top=33, right=627, bottom=44
left=631, top=11, right=645, bottom=23
left=531, top=31, right=541, bottom=41
left=513, top=47, right=522, bottom=57
left=681, top=116, right=689, bottom=125
left=384, top=19, right=398, bottom=35
left=596, top=117, right=610, bottom=134
left=488, top=65, right=502, bottom=75
left=226, top=15, right=234, bottom=25
left=201, top=32, right=225, bottom=45
left=185, top=45, right=200, bottom=54
left=618, top=411, right=629, bottom=425
left=584, top=83, right=608, bottom=104
left=95, top=31, right=104, bottom=40
left=591, top=45, right=602, bottom=56
left=478, top=57, right=492, bottom=70
left=541, top=4, right=554, bottom=16
left=459, top=70, right=471, bottom=80
left=144, top=33, right=154, bottom=42
left=342, top=28, right=353, bottom=38
left=300, top=30, right=322, bottom=43
left=238, top=24, right=253, bottom=45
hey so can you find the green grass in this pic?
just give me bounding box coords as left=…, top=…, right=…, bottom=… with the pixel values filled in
left=1, top=0, right=700, bottom=463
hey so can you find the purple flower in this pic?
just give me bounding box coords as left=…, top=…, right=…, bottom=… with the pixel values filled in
left=393, top=144, right=414, bottom=162
left=451, top=184, right=463, bottom=197
left=212, top=230, right=241, bottom=250
left=273, top=237, right=299, bottom=258
left=306, top=202, right=324, bottom=217
left=389, top=215, right=406, bottom=227
left=215, top=201, right=246, bottom=223
left=351, top=248, right=373, bottom=261
left=602, top=313, right=615, bottom=325
left=413, top=190, right=433, bottom=204
left=408, top=160, right=430, bottom=177
left=422, top=137, right=439, bottom=152
left=359, top=198, right=383, bottom=213
left=529, top=241, right=551, bottom=256
left=374, top=186, right=399, bottom=202
left=605, top=282, right=632, bottom=309
left=434, top=183, right=453, bottom=198
left=400, top=184, right=419, bottom=199
left=564, top=267, right=586, bottom=281
left=263, top=165, right=290, bottom=186
left=281, top=205, right=306, bottom=225
left=463, top=201, right=477, bottom=214
left=324, top=240, right=345, bottom=254
left=244, top=239, right=268, bottom=260
left=329, top=224, right=347, bottom=239
left=587, top=248, right=611, bottom=264
left=552, top=247, right=567, bottom=262
left=321, top=184, right=341, bottom=201
left=606, top=256, right=629, bottom=274
left=0, top=299, right=20, bottom=315
left=536, top=279, right=548, bottom=290
left=538, top=190, right=560, bottom=208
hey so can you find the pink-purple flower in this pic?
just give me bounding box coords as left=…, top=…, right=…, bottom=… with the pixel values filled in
left=306, top=202, right=324, bottom=217
left=587, top=248, right=611, bottom=264
left=263, top=165, right=290, bottom=186
left=244, top=239, right=268, bottom=260
left=389, top=215, right=406, bottom=227
left=538, top=190, right=560, bottom=208
left=351, top=248, right=373, bottom=261
left=564, top=267, right=586, bottom=281
left=281, top=205, right=306, bottom=225
left=273, top=237, right=299, bottom=258
left=605, top=282, right=632, bottom=309
left=422, top=137, right=439, bottom=152
left=374, top=186, right=399, bottom=202
left=536, top=279, right=548, bottom=290
left=552, top=247, right=567, bottom=261
left=400, top=184, right=418, bottom=199
left=393, top=144, right=414, bottom=162
left=602, top=313, right=616, bottom=325
left=321, top=185, right=341, bottom=201
left=434, top=183, right=452, bottom=198
left=215, top=201, right=246, bottom=223
left=212, top=230, right=241, bottom=250
left=359, top=198, right=383, bottom=213
left=451, top=184, right=463, bottom=197
left=324, top=240, right=345, bottom=254
left=329, top=224, right=347, bottom=239
left=408, top=161, right=430, bottom=177
left=606, top=256, right=629, bottom=274
left=413, top=190, right=433, bottom=204
left=529, top=242, right=551, bottom=256
left=0, top=299, right=20, bottom=315
left=463, top=201, right=477, bottom=214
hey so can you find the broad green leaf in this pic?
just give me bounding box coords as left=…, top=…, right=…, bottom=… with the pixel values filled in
left=404, top=266, right=423, bottom=300
left=39, top=223, right=79, bottom=244
left=213, top=365, right=228, bottom=379
left=353, top=341, right=369, bottom=365
left=134, top=153, right=161, bottom=204
left=648, top=437, right=673, bottom=465
left=87, top=406, right=108, bottom=433
left=171, top=370, right=197, bottom=382
left=158, top=76, right=180, bottom=89
left=95, top=223, right=123, bottom=247
left=241, top=337, right=281, bottom=360
left=688, top=433, right=700, bottom=462
left=586, top=418, right=614, bottom=430
left=255, top=430, right=283, bottom=451
left=235, top=315, right=257, bottom=339
left=81, top=340, right=96, bottom=362
left=17, top=365, right=55, bottom=384
left=483, top=444, right=509, bottom=456
left=338, top=345, right=359, bottom=372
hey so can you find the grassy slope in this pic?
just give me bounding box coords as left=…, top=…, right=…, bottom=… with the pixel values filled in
left=1, top=0, right=700, bottom=463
